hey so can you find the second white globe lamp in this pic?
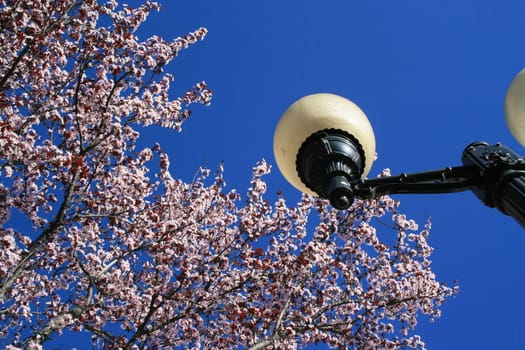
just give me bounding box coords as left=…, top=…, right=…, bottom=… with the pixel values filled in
left=505, top=68, right=525, bottom=147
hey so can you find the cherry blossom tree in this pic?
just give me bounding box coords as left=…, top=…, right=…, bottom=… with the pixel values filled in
left=0, top=1, right=457, bottom=349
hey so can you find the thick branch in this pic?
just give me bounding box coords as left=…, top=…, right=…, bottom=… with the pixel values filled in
left=248, top=295, right=293, bottom=350
left=0, top=170, right=79, bottom=302
left=28, top=307, right=83, bottom=346
left=124, top=293, right=159, bottom=350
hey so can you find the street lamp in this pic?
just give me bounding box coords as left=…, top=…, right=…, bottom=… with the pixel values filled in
left=273, top=69, right=525, bottom=227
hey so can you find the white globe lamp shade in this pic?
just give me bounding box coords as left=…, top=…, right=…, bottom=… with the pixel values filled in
left=273, top=93, right=375, bottom=206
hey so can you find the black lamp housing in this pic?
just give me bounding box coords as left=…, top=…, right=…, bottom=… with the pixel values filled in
left=296, top=129, right=365, bottom=209
left=461, top=142, right=525, bottom=226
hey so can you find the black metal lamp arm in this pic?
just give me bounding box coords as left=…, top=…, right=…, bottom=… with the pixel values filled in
left=348, top=142, right=525, bottom=227
left=350, top=165, right=479, bottom=199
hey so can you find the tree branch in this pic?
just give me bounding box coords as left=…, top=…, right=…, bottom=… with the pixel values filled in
left=124, top=293, right=159, bottom=350
left=248, top=294, right=293, bottom=350
left=0, top=169, right=79, bottom=302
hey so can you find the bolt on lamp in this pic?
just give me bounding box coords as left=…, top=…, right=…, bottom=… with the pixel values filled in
left=273, top=69, right=525, bottom=227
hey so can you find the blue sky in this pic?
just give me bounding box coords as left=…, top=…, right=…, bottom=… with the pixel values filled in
left=136, top=1, right=525, bottom=349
